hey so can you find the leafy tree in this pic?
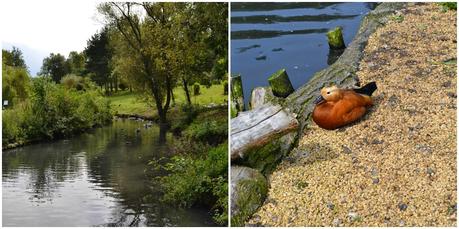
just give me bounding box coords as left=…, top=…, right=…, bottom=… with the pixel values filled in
left=2, top=47, right=27, bottom=69
left=84, top=27, right=112, bottom=91
left=40, top=53, right=69, bottom=83
left=99, top=2, right=177, bottom=124
left=66, top=51, right=86, bottom=75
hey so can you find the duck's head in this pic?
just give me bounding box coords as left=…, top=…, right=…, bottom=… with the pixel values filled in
left=314, top=85, right=342, bottom=104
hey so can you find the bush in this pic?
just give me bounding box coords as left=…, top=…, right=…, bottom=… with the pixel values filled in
left=159, top=143, right=228, bottom=225
left=184, top=118, right=227, bottom=146
left=2, top=77, right=112, bottom=146
left=61, top=74, right=93, bottom=91
left=2, top=65, right=31, bottom=107
left=193, top=83, right=200, bottom=95
left=170, top=104, right=198, bottom=134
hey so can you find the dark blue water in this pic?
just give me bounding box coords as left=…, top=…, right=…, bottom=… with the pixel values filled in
left=231, top=2, right=374, bottom=105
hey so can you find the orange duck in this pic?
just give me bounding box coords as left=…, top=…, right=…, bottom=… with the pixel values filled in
left=312, top=82, right=377, bottom=130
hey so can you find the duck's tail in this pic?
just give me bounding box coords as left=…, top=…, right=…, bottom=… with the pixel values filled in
left=354, top=81, right=377, bottom=96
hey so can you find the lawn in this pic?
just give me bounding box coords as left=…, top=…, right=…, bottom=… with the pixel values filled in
left=108, top=83, right=228, bottom=117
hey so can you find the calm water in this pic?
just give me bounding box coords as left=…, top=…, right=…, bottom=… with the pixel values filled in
left=231, top=2, right=375, bottom=104
left=2, top=120, right=216, bottom=227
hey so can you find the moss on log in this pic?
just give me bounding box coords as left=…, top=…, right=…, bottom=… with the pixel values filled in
left=268, top=69, right=294, bottom=98
left=231, top=74, right=245, bottom=117
left=327, top=26, right=346, bottom=49
left=231, top=166, right=268, bottom=227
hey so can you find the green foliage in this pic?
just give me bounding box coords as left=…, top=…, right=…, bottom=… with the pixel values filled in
left=84, top=27, right=112, bottom=88
left=193, top=83, right=201, bottom=95
left=66, top=51, right=86, bottom=75
left=60, top=74, right=92, bottom=91
left=184, top=118, right=227, bottom=146
left=40, top=53, right=69, bottom=83
left=2, top=77, right=112, bottom=146
left=159, top=143, right=228, bottom=225
left=2, top=63, right=31, bottom=107
left=2, top=47, right=27, bottom=69
left=439, top=2, right=457, bottom=11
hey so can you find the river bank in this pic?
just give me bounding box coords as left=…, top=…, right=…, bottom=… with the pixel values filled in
left=249, top=3, right=456, bottom=226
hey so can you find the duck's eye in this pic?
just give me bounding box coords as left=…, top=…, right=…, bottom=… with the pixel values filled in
left=327, top=91, right=330, bottom=94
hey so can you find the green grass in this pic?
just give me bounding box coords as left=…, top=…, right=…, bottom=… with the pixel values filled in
left=108, top=84, right=228, bottom=117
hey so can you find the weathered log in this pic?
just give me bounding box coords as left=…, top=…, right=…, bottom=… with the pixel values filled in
left=231, top=74, right=245, bottom=117
left=268, top=69, right=294, bottom=98
left=249, top=87, right=281, bottom=110
left=231, top=104, right=299, bottom=160
left=327, top=26, right=346, bottom=49
left=250, top=87, right=268, bottom=110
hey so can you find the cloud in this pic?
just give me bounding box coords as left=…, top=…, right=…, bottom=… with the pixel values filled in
left=1, top=0, right=103, bottom=56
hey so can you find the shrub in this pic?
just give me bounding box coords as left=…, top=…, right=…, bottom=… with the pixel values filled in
left=193, top=83, right=200, bottom=95
left=2, top=76, right=112, bottom=146
left=2, top=64, right=31, bottom=107
left=159, top=143, right=228, bottom=225
left=184, top=118, right=227, bottom=146
left=60, top=74, right=93, bottom=91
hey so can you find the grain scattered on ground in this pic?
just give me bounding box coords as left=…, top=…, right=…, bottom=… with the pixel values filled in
left=249, top=3, right=457, bottom=226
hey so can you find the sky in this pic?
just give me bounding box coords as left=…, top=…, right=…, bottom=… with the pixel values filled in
left=1, top=0, right=104, bottom=75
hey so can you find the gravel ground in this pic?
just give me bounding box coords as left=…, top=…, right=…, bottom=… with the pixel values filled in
left=248, top=3, right=457, bottom=227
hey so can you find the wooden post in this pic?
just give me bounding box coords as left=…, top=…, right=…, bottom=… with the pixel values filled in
left=268, top=69, right=294, bottom=98
left=231, top=74, right=245, bottom=117
left=327, top=26, right=346, bottom=50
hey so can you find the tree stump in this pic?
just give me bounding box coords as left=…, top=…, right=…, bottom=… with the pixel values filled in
left=327, top=26, right=346, bottom=50
left=268, top=69, right=294, bottom=98
left=231, top=74, right=245, bottom=117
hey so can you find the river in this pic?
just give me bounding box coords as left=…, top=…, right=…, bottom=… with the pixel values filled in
left=2, top=119, right=216, bottom=227
left=231, top=2, right=375, bottom=105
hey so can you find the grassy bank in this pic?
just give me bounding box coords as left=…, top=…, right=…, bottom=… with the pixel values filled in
left=147, top=104, right=229, bottom=225
left=111, top=83, right=229, bottom=225
left=108, top=83, right=227, bottom=118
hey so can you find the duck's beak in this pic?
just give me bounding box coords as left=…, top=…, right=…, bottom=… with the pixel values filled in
left=314, top=95, right=325, bottom=104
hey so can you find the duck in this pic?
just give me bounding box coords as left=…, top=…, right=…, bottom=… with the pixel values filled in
left=312, top=82, right=377, bottom=130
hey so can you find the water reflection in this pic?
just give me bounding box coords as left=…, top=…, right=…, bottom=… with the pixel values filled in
left=2, top=120, right=215, bottom=227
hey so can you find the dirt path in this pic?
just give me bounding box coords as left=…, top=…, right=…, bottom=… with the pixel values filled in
left=248, top=3, right=457, bottom=226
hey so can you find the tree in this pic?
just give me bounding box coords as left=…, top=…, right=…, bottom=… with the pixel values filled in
left=84, top=27, right=112, bottom=91
left=99, top=2, right=177, bottom=125
left=66, top=51, right=86, bottom=75
left=2, top=63, right=31, bottom=107
left=40, top=53, right=69, bottom=83
left=2, top=47, right=27, bottom=69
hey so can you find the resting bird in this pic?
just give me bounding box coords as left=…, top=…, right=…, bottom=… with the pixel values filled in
left=312, top=82, right=377, bottom=130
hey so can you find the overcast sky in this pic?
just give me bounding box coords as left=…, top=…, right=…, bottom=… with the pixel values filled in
left=1, top=0, right=104, bottom=75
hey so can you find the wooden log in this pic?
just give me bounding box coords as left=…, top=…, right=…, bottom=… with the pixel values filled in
left=327, top=26, right=346, bottom=50
left=231, top=104, right=299, bottom=160
left=231, top=74, right=245, bottom=117
left=268, top=69, right=294, bottom=98
left=249, top=87, right=269, bottom=110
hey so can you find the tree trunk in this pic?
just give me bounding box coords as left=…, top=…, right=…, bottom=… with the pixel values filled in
left=182, top=77, right=192, bottom=105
